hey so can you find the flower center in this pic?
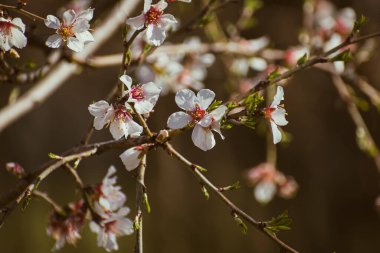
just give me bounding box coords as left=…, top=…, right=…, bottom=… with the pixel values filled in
left=57, top=25, right=75, bottom=41
left=114, top=105, right=130, bottom=121
left=189, top=104, right=206, bottom=122
left=0, top=21, right=14, bottom=35
left=263, top=107, right=275, bottom=119
left=130, top=85, right=145, bottom=100
left=145, top=6, right=163, bottom=26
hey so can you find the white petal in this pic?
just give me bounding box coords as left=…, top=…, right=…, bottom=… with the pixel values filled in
left=126, top=14, right=145, bottom=30
left=160, top=14, right=177, bottom=25
left=77, top=8, right=94, bottom=21
left=89, top=221, right=100, bottom=233
left=175, top=89, right=196, bottom=111
left=120, top=75, right=133, bottom=90
left=211, top=121, right=224, bottom=140
left=114, top=218, right=134, bottom=235
left=155, top=0, right=168, bottom=11
left=209, top=105, right=227, bottom=121
left=191, top=124, right=215, bottom=151
left=142, top=82, right=161, bottom=97
left=120, top=147, right=142, bottom=171
left=167, top=111, right=192, bottom=129
left=10, top=28, right=27, bottom=49
left=199, top=114, right=213, bottom=128
left=75, top=30, right=94, bottom=43
left=248, top=57, right=267, bottom=71
left=63, top=9, right=76, bottom=25
left=271, top=86, right=284, bottom=107
left=270, top=121, right=282, bottom=144
left=72, top=19, right=90, bottom=33
left=125, top=119, right=143, bottom=137
left=105, top=233, right=118, bottom=251
left=45, top=34, right=63, bottom=48
left=110, top=120, right=127, bottom=140
left=146, top=24, right=166, bottom=46
left=89, top=100, right=110, bottom=116
left=254, top=181, right=276, bottom=204
left=197, top=89, right=215, bottom=110
left=11, top=18, right=26, bottom=33
left=45, top=15, right=61, bottom=29
left=144, top=0, right=152, bottom=13
left=271, top=108, right=288, bottom=126
left=134, top=100, right=154, bottom=114
left=0, top=34, right=11, bottom=51
left=67, top=37, right=84, bottom=52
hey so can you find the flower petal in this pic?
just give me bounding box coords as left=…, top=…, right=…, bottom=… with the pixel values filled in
left=271, top=86, right=284, bottom=107
left=144, top=0, right=153, bottom=13
left=175, top=89, right=196, bottom=111
left=10, top=27, right=27, bottom=49
left=45, top=34, right=63, bottom=48
left=167, top=111, right=192, bottom=129
left=120, top=147, right=142, bottom=171
left=110, top=120, right=127, bottom=140
left=75, top=30, right=94, bottom=43
left=197, top=89, right=215, bottom=110
left=146, top=24, right=166, bottom=46
left=160, top=14, right=177, bottom=25
left=63, top=9, right=76, bottom=25
left=270, top=121, right=282, bottom=144
left=45, top=15, right=61, bottom=29
left=11, top=18, right=25, bottom=33
left=134, top=100, right=154, bottom=114
left=77, top=8, right=94, bottom=21
left=254, top=181, right=276, bottom=204
left=120, top=75, right=133, bottom=90
left=191, top=124, right=216, bottom=151
left=271, top=107, right=288, bottom=126
left=155, top=0, right=168, bottom=11
left=125, top=119, right=143, bottom=137
left=72, top=19, right=90, bottom=33
left=126, top=14, right=145, bottom=30
left=67, top=37, right=84, bottom=52
left=209, top=105, right=227, bottom=121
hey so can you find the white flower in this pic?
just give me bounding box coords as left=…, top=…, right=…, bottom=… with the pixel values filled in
left=0, top=17, right=27, bottom=51
left=45, top=8, right=94, bottom=52
left=167, top=89, right=227, bottom=151
left=264, top=86, right=288, bottom=144
left=90, top=207, right=134, bottom=252
left=126, top=0, right=177, bottom=46
left=119, top=146, right=145, bottom=171
left=88, top=101, right=143, bottom=140
left=93, top=166, right=126, bottom=213
left=254, top=180, right=277, bottom=204
left=120, top=75, right=161, bottom=114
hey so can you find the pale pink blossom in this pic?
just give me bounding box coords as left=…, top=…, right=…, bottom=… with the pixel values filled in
left=167, top=89, right=227, bottom=151
left=119, top=146, right=145, bottom=171
left=0, top=17, right=27, bottom=51
left=90, top=207, right=134, bottom=252
left=263, top=86, right=288, bottom=144
left=45, top=8, right=94, bottom=52
left=120, top=75, right=161, bottom=114
left=88, top=101, right=143, bottom=140
left=284, top=46, right=309, bottom=66
left=127, top=0, right=177, bottom=46
left=5, top=162, right=25, bottom=178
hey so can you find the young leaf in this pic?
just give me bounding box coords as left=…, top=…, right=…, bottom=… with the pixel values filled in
left=264, top=210, right=292, bottom=235
left=296, top=53, right=308, bottom=65
left=232, top=213, right=248, bottom=235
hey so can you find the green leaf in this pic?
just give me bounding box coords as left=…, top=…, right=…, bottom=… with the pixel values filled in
left=143, top=193, right=151, bottom=213
left=232, top=213, right=248, bottom=235
left=48, top=153, right=62, bottom=159
left=208, top=100, right=223, bottom=112
left=296, top=53, right=308, bottom=65
left=201, top=185, right=209, bottom=200
left=267, top=69, right=281, bottom=81
left=353, top=15, right=367, bottom=33
left=329, top=49, right=352, bottom=62
left=195, top=165, right=208, bottom=172
left=264, top=210, right=292, bottom=235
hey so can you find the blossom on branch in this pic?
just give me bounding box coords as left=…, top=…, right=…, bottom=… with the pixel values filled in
left=0, top=17, right=27, bottom=51
left=45, top=8, right=94, bottom=52
left=120, top=74, right=161, bottom=114
left=88, top=101, right=143, bottom=140
left=167, top=89, right=227, bottom=151
left=119, top=146, right=145, bottom=171
left=264, top=86, right=288, bottom=144
left=127, top=0, right=177, bottom=46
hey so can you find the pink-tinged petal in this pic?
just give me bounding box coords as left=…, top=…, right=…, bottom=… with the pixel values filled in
left=134, top=100, right=154, bottom=114
left=160, top=14, right=177, bottom=25
left=76, top=8, right=94, bottom=21
left=254, top=181, right=276, bottom=204
left=175, top=89, right=196, bottom=110
left=198, top=114, right=213, bottom=128
left=75, top=30, right=94, bottom=43
left=155, top=0, right=168, bottom=11
left=146, top=24, right=166, bottom=46
left=125, top=119, right=143, bottom=137
left=110, top=120, right=127, bottom=140
left=45, top=34, right=63, bottom=48
left=142, top=82, right=161, bottom=97
left=126, top=14, right=145, bottom=30
left=10, top=28, right=27, bottom=49
left=67, top=37, right=84, bottom=52
left=0, top=35, right=11, bottom=51
left=88, top=100, right=110, bottom=116
left=72, top=19, right=90, bottom=33
left=144, top=0, right=153, bottom=13
left=271, top=86, right=284, bottom=107
left=105, top=233, right=118, bottom=251
left=120, top=147, right=142, bottom=171
left=120, top=75, right=133, bottom=90
left=197, top=89, right=215, bottom=110
left=270, top=121, right=282, bottom=144
left=45, top=15, right=61, bottom=29
left=271, top=107, right=288, bottom=126
left=191, top=124, right=216, bottom=151
left=11, top=18, right=25, bottom=33
left=63, top=9, right=76, bottom=25
left=210, top=105, right=227, bottom=121
left=167, top=111, right=192, bottom=129
left=114, top=218, right=134, bottom=236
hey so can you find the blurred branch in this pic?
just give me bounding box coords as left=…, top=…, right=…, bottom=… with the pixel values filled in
left=163, top=142, right=299, bottom=253
left=134, top=155, right=147, bottom=253
left=32, top=190, right=65, bottom=214
left=0, top=0, right=140, bottom=133
left=0, top=3, right=45, bottom=22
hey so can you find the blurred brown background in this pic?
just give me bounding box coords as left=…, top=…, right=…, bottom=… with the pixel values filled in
left=0, top=0, right=380, bottom=252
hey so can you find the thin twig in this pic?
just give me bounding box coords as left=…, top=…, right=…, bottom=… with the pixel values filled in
left=0, top=4, right=45, bottom=22
left=134, top=155, right=147, bottom=253
left=33, top=190, right=65, bottom=214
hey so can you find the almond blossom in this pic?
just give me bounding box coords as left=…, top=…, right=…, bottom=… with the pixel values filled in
left=90, top=207, right=134, bottom=252
left=120, top=75, right=161, bottom=114
left=47, top=200, right=86, bottom=251
left=45, top=8, right=94, bottom=52
left=119, top=146, right=145, bottom=171
left=88, top=101, right=143, bottom=140
left=264, top=86, right=288, bottom=144
left=167, top=89, right=227, bottom=151
left=0, top=17, right=27, bottom=51
left=91, top=166, right=126, bottom=213
left=126, top=0, right=177, bottom=46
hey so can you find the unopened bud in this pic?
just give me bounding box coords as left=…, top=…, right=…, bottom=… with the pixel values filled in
left=9, top=48, right=20, bottom=59
left=6, top=162, right=25, bottom=178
